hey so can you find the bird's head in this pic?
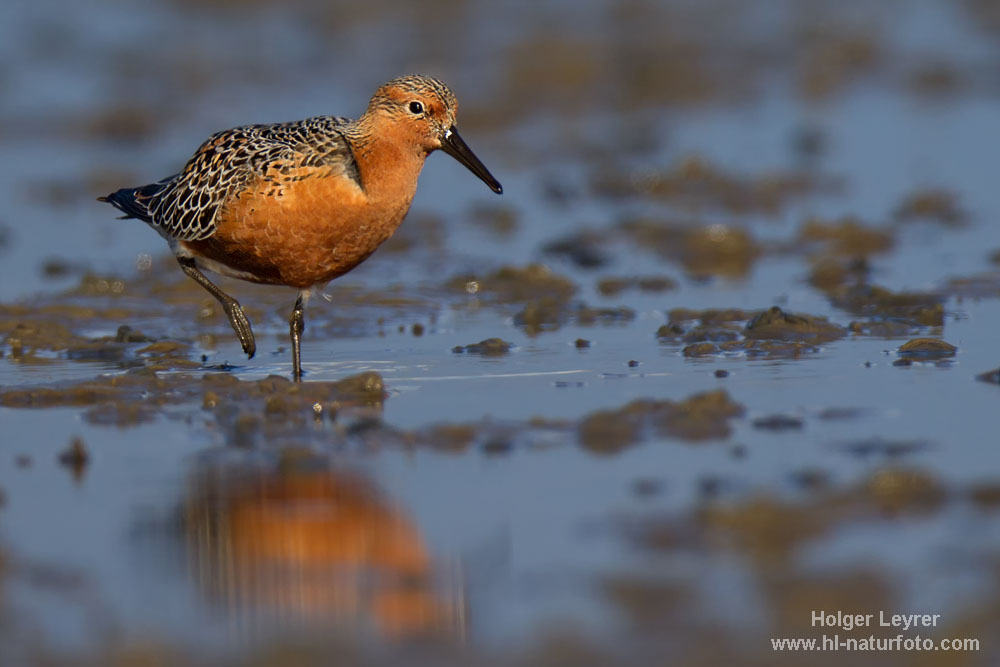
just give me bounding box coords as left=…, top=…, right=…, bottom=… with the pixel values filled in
left=366, top=75, right=502, bottom=194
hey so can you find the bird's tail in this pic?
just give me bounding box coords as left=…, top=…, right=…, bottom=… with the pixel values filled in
left=97, top=178, right=172, bottom=223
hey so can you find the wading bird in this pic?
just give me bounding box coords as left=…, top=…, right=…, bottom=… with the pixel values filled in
left=100, top=75, right=502, bottom=380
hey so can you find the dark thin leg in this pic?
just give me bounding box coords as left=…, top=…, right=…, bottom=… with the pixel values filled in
left=177, top=256, right=256, bottom=358
left=289, top=292, right=306, bottom=382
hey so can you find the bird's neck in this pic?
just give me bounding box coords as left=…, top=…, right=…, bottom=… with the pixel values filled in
left=346, top=115, right=427, bottom=206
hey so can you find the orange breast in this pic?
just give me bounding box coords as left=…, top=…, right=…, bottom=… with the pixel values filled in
left=182, top=170, right=415, bottom=289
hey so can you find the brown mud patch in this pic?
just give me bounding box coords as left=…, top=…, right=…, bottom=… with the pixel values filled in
left=795, top=24, right=883, bottom=102
left=618, top=218, right=761, bottom=279
left=452, top=338, right=514, bottom=356
left=602, top=463, right=1000, bottom=663
left=0, top=308, right=200, bottom=370
left=592, top=156, right=836, bottom=215
left=1, top=370, right=385, bottom=430
left=806, top=256, right=871, bottom=293
left=447, top=264, right=577, bottom=305
left=944, top=270, right=1000, bottom=299
left=514, top=302, right=635, bottom=337
left=578, top=390, right=745, bottom=455
left=744, top=307, right=845, bottom=344
left=897, top=337, right=957, bottom=359
left=1, top=262, right=441, bottom=371
left=892, top=188, right=966, bottom=227
left=595, top=275, right=678, bottom=297
left=628, top=468, right=948, bottom=564
left=658, top=307, right=844, bottom=359
left=542, top=230, right=612, bottom=269
left=446, top=265, right=637, bottom=336
left=828, top=284, right=945, bottom=336
left=467, top=203, right=519, bottom=237
left=795, top=216, right=894, bottom=258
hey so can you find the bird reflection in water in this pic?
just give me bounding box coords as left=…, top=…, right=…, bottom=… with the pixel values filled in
left=182, top=458, right=462, bottom=640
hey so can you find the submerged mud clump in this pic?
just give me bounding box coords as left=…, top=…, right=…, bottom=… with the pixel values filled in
left=204, top=372, right=385, bottom=410
left=660, top=390, right=745, bottom=441
left=204, top=372, right=387, bottom=447
left=830, top=284, right=943, bottom=320
left=828, top=284, right=945, bottom=336
left=574, top=304, right=636, bottom=326
left=796, top=25, right=882, bottom=101
left=596, top=275, right=678, bottom=297
left=674, top=323, right=742, bottom=344
left=0, top=301, right=202, bottom=369
left=422, top=424, right=478, bottom=453
left=592, top=156, right=830, bottom=215
left=542, top=230, right=612, bottom=269
left=3, top=263, right=424, bottom=363
left=513, top=301, right=635, bottom=336
left=658, top=307, right=842, bottom=359
left=512, top=298, right=565, bottom=335
left=467, top=203, right=518, bottom=236
left=795, top=218, right=892, bottom=300
left=860, top=468, right=947, bottom=515
left=579, top=407, right=643, bottom=455
left=796, top=216, right=894, bottom=257
left=452, top=338, right=514, bottom=356
left=1, top=370, right=385, bottom=434
left=135, top=341, right=202, bottom=370
left=578, top=389, right=745, bottom=455
left=618, top=218, right=762, bottom=279
left=629, top=468, right=946, bottom=567
left=446, top=264, right=577, bottom=304
left=744, top=307, right=846, bottom=344
left=0, top=371, right=164, bottom=409
left=2, top=319, right=90, bottom=363
left=806, top=256, right=870, bottom=292
left=897, top=337, right=957, bottom=359
left=893, top=188, right=966, bottom=226
left=113, top=325, right=153, bottom=343
left=668, top=308, right=758, bottom=325
left=681, top=226, right=760, bottom=280
left=944, top=270, right=1000, bottom=299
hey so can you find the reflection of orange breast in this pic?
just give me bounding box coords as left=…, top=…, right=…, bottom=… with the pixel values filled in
left=184, top=468, right=460, bottom=639
left=228, top=474, right=429, bottom=574
left=181, top=172, right=414, bottom=289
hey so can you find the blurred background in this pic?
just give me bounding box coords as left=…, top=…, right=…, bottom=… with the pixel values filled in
left=2, top=0, right=1000, bottom=665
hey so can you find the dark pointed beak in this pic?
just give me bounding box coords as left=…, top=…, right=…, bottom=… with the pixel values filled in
left=439, top=126, right=503, bottom=194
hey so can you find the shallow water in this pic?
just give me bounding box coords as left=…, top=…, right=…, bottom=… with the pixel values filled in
left=2, top=0, right=1000, bottom=665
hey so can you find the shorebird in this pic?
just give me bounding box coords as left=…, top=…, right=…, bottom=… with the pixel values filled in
left=100, top=75, right=502, bottom=381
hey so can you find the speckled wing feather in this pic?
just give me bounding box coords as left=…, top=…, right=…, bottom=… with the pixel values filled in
left=145, top=116, right=360, bottom=241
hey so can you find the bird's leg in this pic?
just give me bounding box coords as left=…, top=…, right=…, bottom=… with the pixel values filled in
left=177, top=256, right=256, bottom=358
left=289, top=289, right=309, bottom=382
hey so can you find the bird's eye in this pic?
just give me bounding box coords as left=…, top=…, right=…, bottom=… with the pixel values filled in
left=408, top=101, right=424, bottom=114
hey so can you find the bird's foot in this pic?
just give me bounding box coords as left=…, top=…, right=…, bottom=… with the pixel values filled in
left=224, top=302, right=256, bottom=358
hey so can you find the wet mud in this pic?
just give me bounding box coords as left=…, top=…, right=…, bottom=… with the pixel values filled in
left=3, top=0, right=1000, bottom=665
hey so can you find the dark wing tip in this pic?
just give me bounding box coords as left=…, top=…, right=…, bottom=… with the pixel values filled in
left=99, top=187, right=156, bottom=222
